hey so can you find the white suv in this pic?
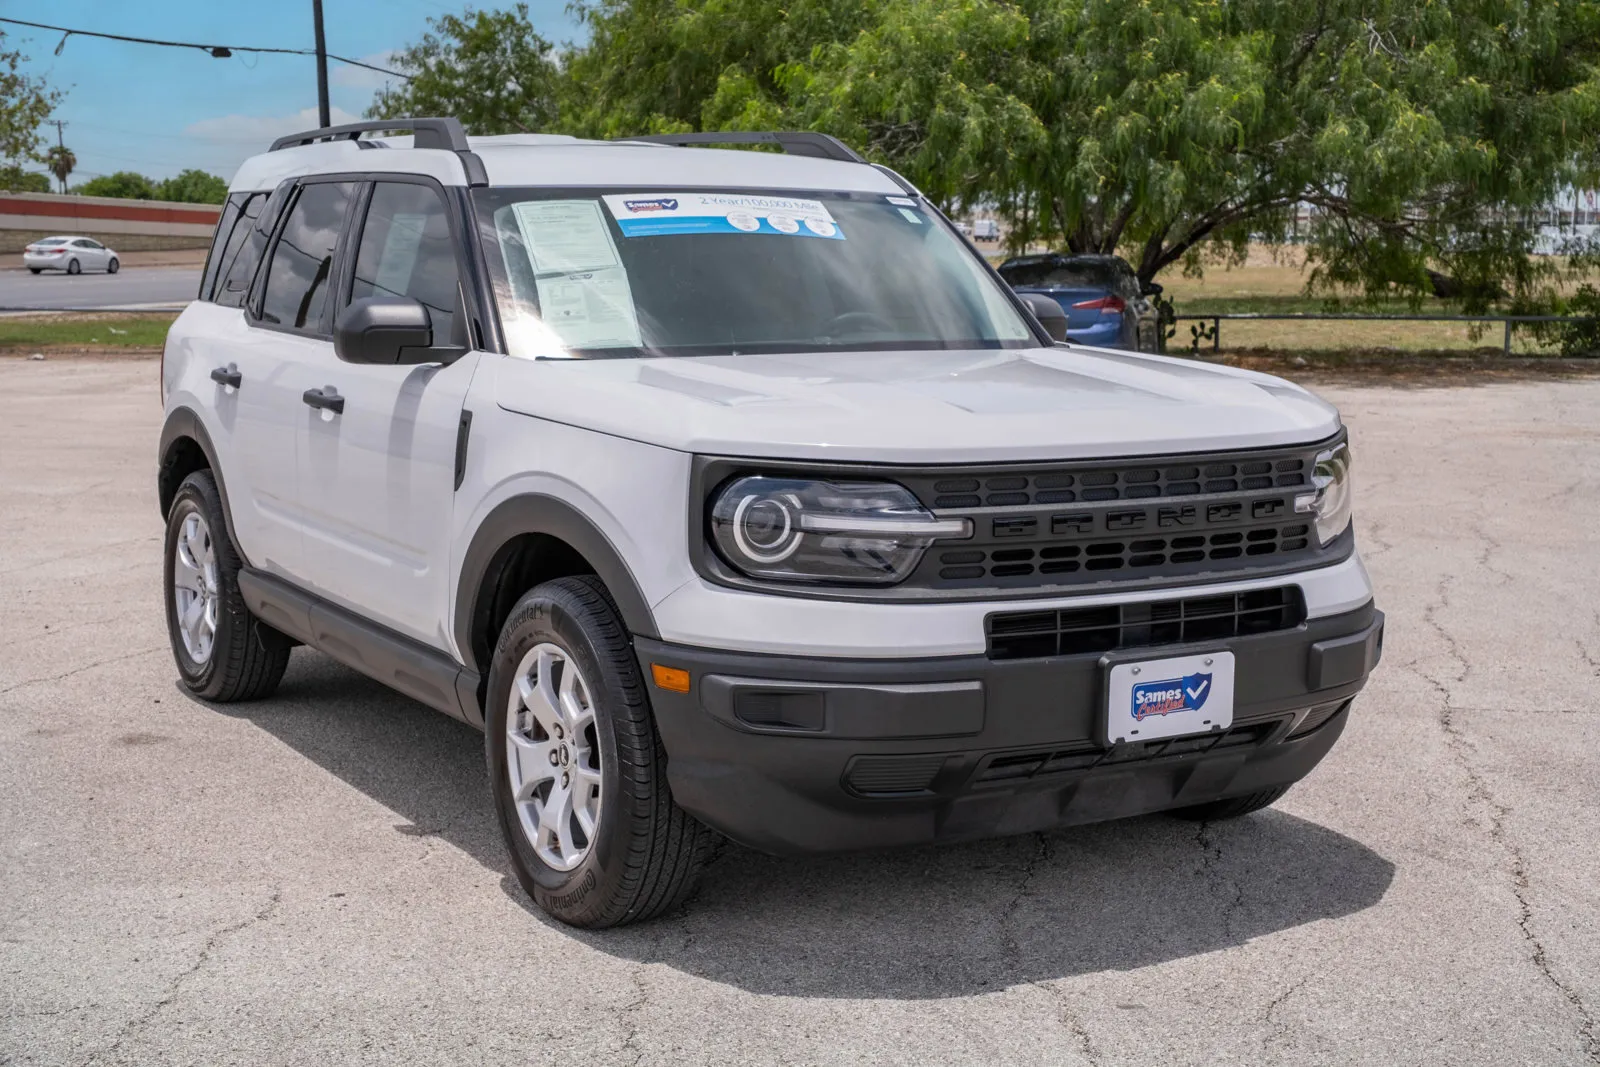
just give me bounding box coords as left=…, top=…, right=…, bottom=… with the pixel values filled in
left=159, top=118, right=1383, bottom=928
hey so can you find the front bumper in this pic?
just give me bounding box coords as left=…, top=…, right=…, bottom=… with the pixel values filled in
left=637, top=602, right=1383, bottom=854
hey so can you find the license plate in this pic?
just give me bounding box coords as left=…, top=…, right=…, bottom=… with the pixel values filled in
left=1105, top=651, right=1235, bottom=744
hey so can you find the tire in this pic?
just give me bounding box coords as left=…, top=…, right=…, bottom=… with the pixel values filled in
left=1169, top=785, right=1291, bottom=822
left=66, top=258, right=80, bottom=275
left=107, top=257, right=119, bottom=274
left=28, top=267, right=41, bottom=275
left=163, top=469, right=290, bottom=702
left=486, top=575, right=719, bottom=928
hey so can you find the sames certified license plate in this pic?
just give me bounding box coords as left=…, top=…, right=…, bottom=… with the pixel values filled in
left=1105, top=651, right=1235, bottom=744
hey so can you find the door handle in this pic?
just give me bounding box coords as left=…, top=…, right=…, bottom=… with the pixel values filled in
left=302, top=387, right=345, bottom=414
left=209, top=365, right=242, bottom=388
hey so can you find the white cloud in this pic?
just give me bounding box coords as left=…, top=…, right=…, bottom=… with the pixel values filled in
left=184, top=106, right=363, bottom=144
left=331, top=51, right=402, bottom=91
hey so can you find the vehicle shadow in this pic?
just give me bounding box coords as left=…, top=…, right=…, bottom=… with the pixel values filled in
left=220, top=653, right=1395, bottom=1000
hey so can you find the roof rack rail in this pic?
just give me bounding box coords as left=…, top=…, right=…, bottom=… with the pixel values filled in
left=269, top=117, right=469, bottom=152
left=267, top=117, right=488, bottom=186
left=621, top=131, right=865, bottom=164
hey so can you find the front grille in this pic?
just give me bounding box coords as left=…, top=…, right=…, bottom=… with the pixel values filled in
left=974, top=720, right=1281, bottom=785
left=890, top=436, right=1345, bottom=594
left=985, top=587, right=1305, bottom=661
left=940, top=524, right=1312, bottom=582
left=927, top=457, right=1309, bottom=509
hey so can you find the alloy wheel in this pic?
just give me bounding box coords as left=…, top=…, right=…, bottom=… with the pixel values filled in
left=171, top=510, right=219, bottom=664
left=505, top=642, right=603, bottom=871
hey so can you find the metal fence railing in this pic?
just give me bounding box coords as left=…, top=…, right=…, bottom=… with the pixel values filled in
left=1172, top=313, right=1594, bottom=355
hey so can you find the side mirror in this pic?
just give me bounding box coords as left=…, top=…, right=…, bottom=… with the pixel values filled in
left=1140, top=280, right=1164, bottom=297
left=1018, top=292, right=1069, bottom=343
left=334, top=296, right=435, bottom=365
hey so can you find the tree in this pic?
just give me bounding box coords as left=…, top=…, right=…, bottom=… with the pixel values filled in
left=812, top=0, right=1600, bottom=305
left=78, top=171, right=157, bottom=200
left=156, top=169, right=228, bottom=204
left=368, top=5, right=559, bottom=134
left=43, top=144, right=73, bottom=194
left=559, top=0, right=881, bottom=138
left=0, top=30, right=57, bottom=165
left=554, top=0, right=1600, bottom=307
left=0, top=164, right=50, bottom=192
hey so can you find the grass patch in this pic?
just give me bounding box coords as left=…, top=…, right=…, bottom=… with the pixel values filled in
left=0, top=313, right=177, bottom=351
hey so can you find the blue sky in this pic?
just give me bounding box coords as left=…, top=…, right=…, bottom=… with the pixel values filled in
left=8, top=0, right=582, bottom=183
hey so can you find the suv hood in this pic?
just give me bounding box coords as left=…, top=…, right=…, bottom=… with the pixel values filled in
left=493, top=346, right=1341, bottom=462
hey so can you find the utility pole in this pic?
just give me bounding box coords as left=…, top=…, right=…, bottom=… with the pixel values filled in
left=49, top=120, right=68, bottom=193
left=312, top=0, right=330, bottom=128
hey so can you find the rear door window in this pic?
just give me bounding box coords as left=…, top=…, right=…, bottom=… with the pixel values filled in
left=258, top=181, right=358, bottom=334
left=216, top=186, right=288, bottom=309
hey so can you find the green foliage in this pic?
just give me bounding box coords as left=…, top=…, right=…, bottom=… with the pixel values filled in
left=368, top=4, right=559, bottom=134
left=156, top=169, right=228, bottom=204
left=0, top=30, right=58, bottom=163
left=0, top=164, right=50, bottom=192
left=77, top=171, right=157, bottom=200
left=0, top=315, right=176, bottom=350
left=376, top=0, right=1600, bottom=306
left=1551, top=285, right=1600, bottom=357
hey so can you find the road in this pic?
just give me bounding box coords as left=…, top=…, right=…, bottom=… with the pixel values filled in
left=0, top=267, right=198, bottom=310
left=1, top=357, right=1597, bottom=1066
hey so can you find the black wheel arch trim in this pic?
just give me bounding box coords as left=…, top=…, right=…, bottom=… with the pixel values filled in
left=158, top=406, right=248, bottom=566
left=454, top=495, right=660, bottom=676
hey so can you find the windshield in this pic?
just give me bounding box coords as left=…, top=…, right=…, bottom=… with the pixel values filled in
left=473, top=187, right=1036, bottom=359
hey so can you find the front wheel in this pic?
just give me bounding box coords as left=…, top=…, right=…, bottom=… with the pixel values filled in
left=163, top=469, right=290, bottom=701
left=486, top=575, right=718, bottom=927
left=66, top=258, right=80, bottom=275
left=106, top=257, right=119, bottom=274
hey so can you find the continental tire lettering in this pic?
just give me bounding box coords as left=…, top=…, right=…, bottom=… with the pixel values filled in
left=547, top=869, right=596, bottom=910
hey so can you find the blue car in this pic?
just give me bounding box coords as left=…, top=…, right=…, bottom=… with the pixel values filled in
left=998, top=253, right=1163, bottom=351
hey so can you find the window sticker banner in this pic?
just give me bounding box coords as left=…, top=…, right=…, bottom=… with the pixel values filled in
left=601, top=193, right=845, bottom=240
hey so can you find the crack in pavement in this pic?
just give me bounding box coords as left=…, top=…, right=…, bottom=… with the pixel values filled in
left=1260, top=973, right=1312, bottom=1056
left=1418, top=576, right=1600, bottom=1063
left=0, top=646, right=165, bottom=697
left=614, top=922, right=670, bottom=1066
left=998, top=836, right=1102, bottom=1065
left=85, top=886, right=282, bottom=1064
left=1195, top=821, right=1245, bottom=941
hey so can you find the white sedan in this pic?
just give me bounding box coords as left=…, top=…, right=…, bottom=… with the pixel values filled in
left=23, top=236, right=120, bottom=275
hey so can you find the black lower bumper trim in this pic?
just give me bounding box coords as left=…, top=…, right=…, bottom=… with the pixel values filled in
left=637, top=603, right=1381, bottom=855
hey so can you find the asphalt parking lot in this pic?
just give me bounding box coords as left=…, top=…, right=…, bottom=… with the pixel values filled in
left=2, top=356, right=1597, bottom=1066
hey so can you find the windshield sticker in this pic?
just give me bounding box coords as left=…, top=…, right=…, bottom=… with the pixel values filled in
left=533, top=267, right=642, bottom=349
left=512, top=200, right=622, bottom=274
left=602, top=193, right=845, bottom=240
left=508, top=200, right=642, bottom=349
left=897, top=208, right=923, bottom=225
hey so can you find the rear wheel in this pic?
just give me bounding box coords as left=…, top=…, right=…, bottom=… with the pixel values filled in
left=163, top=469, right=290, bottom=701
left=27, top=267, right=41, bottom=275
left=106, top=257, right=119, bottom=274
left=486, top=575, right=718, bottom=927
left=1169, top=786, right=1291, bottom=821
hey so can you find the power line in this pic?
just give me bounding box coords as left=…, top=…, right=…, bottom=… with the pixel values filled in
left=0, top=15, right=411, bottom=80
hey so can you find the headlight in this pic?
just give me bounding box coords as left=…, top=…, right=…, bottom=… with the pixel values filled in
left=1295, top=442, right=1353, bottom=545
left=709, top=476, right=970, bottom=585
